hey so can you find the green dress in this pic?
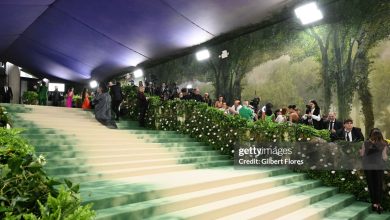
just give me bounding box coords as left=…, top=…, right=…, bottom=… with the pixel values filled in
left=38, top=85, right=48, bottom=105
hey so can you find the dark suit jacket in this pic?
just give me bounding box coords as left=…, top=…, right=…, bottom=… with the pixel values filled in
left=323, top=120, right=343, bottom=131
left=110, top=84, right=123, bottom=101
left=1, top=86, right=13, bottom=103
left=333, top=127, right=364, bottom=142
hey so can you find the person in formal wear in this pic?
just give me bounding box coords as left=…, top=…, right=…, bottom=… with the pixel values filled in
left=323, top=112, right=343, bottom=133
left=333, top=119, right=364, bottom=142
left=66, top=87, right=74, bottom=108
left=109, top=81, right=123, bottom=120
left=1, top=84, right=13, bottom=103
left=360, top=128, right=388, bottom=213
left=38, top=82, right=48, bottom=105
left=93, top=85, right=116, bottom=129
left=81, top=88, right=91, bottom=110
left=52, top=86, right=62, bottom=106
left=191, top=88, right=204, bottom=102
left=301, top=100, right=322, bottom=129
left=203, top=93, right=212, bottom=106
left=138, top=86, right=149, bottom=127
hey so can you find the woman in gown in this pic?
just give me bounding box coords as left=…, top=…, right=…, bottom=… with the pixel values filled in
left=81, top=88, right=91, bottom=110
left=66, top=87, right=74, bottom=108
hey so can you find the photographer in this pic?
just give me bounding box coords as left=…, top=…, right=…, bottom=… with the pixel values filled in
left=301, top=100, right=322, bottom=129
left=250, top=97, right=260, bottom=115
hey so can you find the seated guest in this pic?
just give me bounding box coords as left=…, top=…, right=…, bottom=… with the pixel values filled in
left=239, top=101, right=255, bottom=121
left=219, top=102, right=229, bottom=115
left=229, top=99, right=242, bottom=115
left=180, top=88, right=191, bottom=100
left=214, top=95, right=224, bottom=108
left=287, top=105, right=300, bottom=123
left=203, top=93, right=212, bottom=106
left=191, top=88, right=204, bottom=102
left=324, top=112, right=343, bottom=133
left=332, top=119, right=364, bottom=142
left=275, top=108, right=287, bottom=123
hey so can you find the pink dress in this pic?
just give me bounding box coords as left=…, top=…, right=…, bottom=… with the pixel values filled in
left=66, top=91, right=73, bottom=108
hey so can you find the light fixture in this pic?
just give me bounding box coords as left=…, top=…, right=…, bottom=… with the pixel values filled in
left=90, top=80, right=98, bottom=89
left=294, top=2, right=323, bottom=25
left=186, top=84, right=193, bottom=89
left=196, top=49, right=210, bottom=61
left=42, top=78, right=49, bottom=83
left=133, top=69, right=144, bottom=78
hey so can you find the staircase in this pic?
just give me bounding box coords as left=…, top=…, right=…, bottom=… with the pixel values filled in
left=4, top=104, right=390, bottom=220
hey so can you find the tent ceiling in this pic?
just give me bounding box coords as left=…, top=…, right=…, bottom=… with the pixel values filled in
left=0, top=0, right=293, bottom=82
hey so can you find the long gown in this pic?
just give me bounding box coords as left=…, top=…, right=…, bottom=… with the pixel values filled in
left=82, top=94, right=91, bottom=110
left=66, top=91, right=73, bottom=108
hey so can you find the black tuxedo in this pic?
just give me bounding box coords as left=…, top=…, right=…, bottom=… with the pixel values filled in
left=1, top=86, right=13, bottom=103
left=333, top=127, right=364, bottom=142
left=323, top=120, right=343, bottom=131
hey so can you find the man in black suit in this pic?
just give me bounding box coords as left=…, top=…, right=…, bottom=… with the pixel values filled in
left=109, top=81, right=123, bottom=121
left=332, top=119, right=364, bottom=142
left=323, top=112, right=343, bottom=133
left=1, top=85, right=13, bottom=103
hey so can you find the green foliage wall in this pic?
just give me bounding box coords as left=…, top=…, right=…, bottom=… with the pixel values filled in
left=121, top=0, right=390, bottom=137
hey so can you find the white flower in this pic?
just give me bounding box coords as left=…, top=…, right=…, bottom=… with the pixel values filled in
left=221, top=148, right=223, bottom=151
left=273, top=135, right=276, bottom=138
left=320, top=158, right=323, bottom=162
left=307, top=138, right=311, bottom=141
left=199, top=135, right=202, bottom=137
left=385, top=171, right=388, bottom=174
left=341, top=178, right=345, bottom=181
left=207, top=133, right=210, bottom=135
left=226, top=134, right=228, bottom=136
left=364, top=187, right=368, bottom=191
left=37, top=154, right=46, bottom=166
left=273, top=139, right=276, bottom=142
left=298, top=138, right=302, bottom=141
left=250, top=138, right=254, bottom=141
left=229, top=140, right=233, bottom=143
left=360, top=176, right=364, bottom=180
left=231, top=150, right=235, bottom=153
left=331, top=170, right=335, bottom=174
left=226, top=144, right=229, bottom=147
left=234, top=132, right=237, bottom=135
left=351, top=171, right=356, bottom=174
left=387, top=183, right=390, bottom=187
left=213, top=133, right=216, bottom=135
left=230, top=129, right=233, bottom=132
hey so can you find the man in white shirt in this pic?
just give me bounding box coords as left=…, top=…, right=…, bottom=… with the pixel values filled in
left=229, top=99, right=242, bottom=115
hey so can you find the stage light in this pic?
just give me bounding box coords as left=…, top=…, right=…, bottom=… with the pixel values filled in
left=294, top=2, right=323, bottom=25
left=90, top=80, right=98, bottom=89
left=196, top=49, right=210, bottom=61
left=133, top=69, right=144, bottom=78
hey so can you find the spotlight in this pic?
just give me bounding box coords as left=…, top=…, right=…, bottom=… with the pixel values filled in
left=133, top=69, right=144, bottom=78
left=90, top=80, right=98, bottom=89
left=196, top=49, right=210, bottom=61
left=295, top=2, right=323, bottom=25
